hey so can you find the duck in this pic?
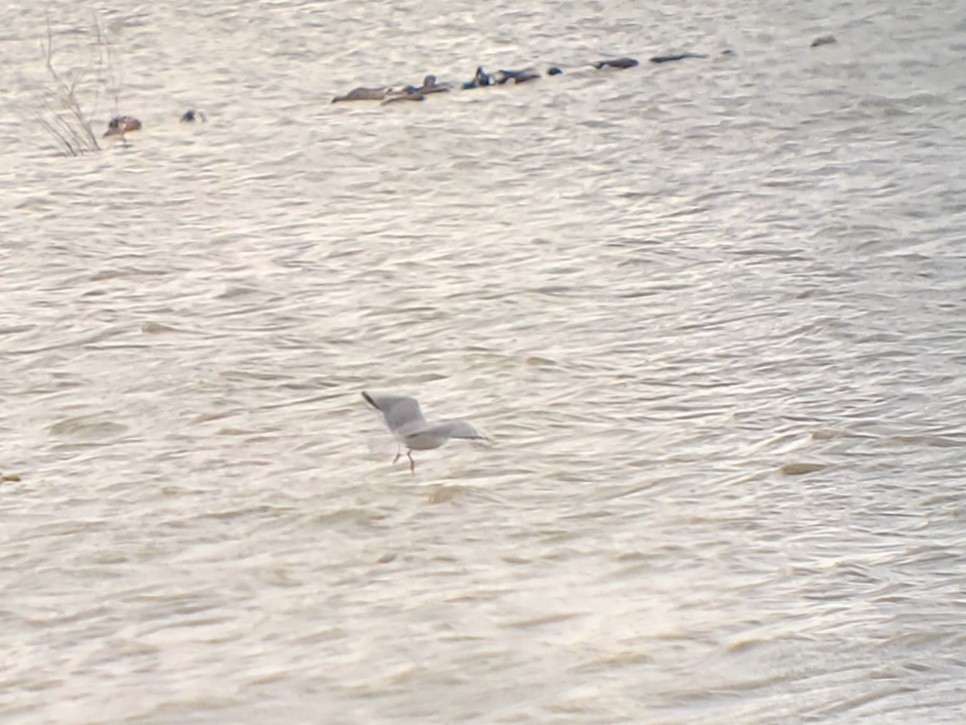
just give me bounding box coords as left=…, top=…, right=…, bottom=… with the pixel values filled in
left=380, top=91, right=426, bottom=105
left=592, top=57, right=639, bottom=69
left=331, top=86, right=393, bottom=103
left=461, top=66, right=492, bottom=89
left=103, top=115, right=141, bottom=137
left=180, top=109, right=207, bottom=122
left=492, top=68, right=541, bottom=84
left=403, top=75, right=450, bottom=95
left=649, top=53, right=708, bottom=64
left=811, top=35, right=837, bottom=48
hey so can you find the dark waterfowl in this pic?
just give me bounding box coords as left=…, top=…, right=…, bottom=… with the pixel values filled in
left=592, top=57, right=639, bottom=69
left=331, top=86, right=393, bottom=103
left=381, top=91, right=426, bottom=105
left=409, top=75, right=450, bottom=95
left=461, top=66, right=492, bottom=89
left=103, top=115, right=141, bottom=137
left=493, top=67, right=541, bottom=85
left=649, top=53, right=708, bottom=64
left=811, top=35, right=837, bottom=48
left=180, top=109, right=207, bottom=122
left=547, top=66, right=564, bottom=76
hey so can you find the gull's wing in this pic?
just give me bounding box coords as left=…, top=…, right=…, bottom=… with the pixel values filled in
left=425, top=419, right=488, bottom=440
left=362, top=392, right=426, bottom=433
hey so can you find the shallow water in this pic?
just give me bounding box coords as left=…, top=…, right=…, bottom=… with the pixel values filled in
left=2, top=0, right=965, bottom=722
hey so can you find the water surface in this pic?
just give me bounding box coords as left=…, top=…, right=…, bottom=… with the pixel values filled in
left=2, top=0, right=965, bottom=722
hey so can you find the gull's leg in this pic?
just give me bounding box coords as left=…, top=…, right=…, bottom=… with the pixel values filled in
left=392, top=443, right=402, bottom=465
left=407, top=450, right=416, bottom=474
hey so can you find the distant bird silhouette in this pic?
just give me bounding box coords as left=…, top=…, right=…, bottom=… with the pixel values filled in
left=493, top=68, right=541, bottom=84
left=103, top=116, right=141, bottom=137
left=461, top=66, right=493, bottom=89
left=331, top=86, right=393, bottom=103
left=407, top=75, right=450, bottom=95
left=380, top=91, right=426, bottom=105
left=649, top=53, right=708, bottom=64
left=592, top=57, right=639, bottom=69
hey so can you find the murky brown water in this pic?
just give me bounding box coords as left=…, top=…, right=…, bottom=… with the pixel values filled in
left=2, top=0, right=965, bottom=722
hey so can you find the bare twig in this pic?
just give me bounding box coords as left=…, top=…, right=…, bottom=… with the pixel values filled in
left=91, top=11, right=121, bottom=115
left=33, top=14, right=111, bottom=157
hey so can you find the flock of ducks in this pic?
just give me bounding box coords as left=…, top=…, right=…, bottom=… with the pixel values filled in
left=99, top=48, right=750, bottom=136
left=99, top=35, right=837, bottom=147
left=327, top=53, right=722, bottom=106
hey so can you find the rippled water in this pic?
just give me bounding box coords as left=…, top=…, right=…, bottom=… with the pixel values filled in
left=2, top=0, right=965, bottom=722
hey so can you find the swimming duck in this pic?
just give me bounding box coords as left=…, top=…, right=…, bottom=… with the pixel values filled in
left=180, top=109, right=207, bottom=122
left=492, top=68, right=541, bottom=84
left=331, top=87, right=393, bottom=103
left=649, top=53, right=708, bottom=64
left=381, top=91, right=426, bottom=105
left=405, top=75, right=450, bottom=95
left=592, top=57, right=639, bottom=69
left=461, top=66, right=492, bottom=89
left=103, top=115, right=141, bottom=137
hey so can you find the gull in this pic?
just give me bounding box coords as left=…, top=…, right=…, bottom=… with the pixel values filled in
left=362, top=392, right=487, bottom=473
